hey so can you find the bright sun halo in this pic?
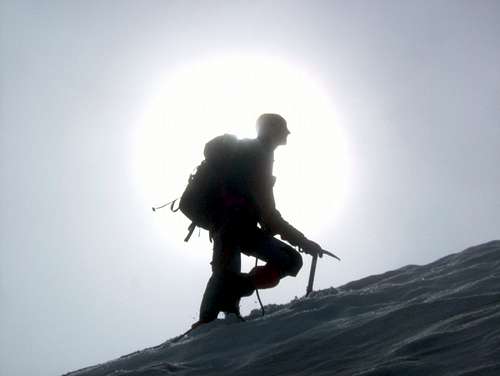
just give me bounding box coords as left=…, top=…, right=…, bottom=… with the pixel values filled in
left=133, top=54, right=350, bottom=244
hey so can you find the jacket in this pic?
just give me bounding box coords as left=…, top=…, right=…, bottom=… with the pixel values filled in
left=225, top=138, right=307, bottom=247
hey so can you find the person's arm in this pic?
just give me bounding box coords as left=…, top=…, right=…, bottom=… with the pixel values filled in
left=253, top=171, right=322, bottom=254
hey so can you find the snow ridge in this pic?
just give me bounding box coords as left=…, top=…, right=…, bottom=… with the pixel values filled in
left=65, top=241, right=500, bottom=376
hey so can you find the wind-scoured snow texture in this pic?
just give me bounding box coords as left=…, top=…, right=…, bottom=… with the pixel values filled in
left=65, top=241, right=500, bottom=376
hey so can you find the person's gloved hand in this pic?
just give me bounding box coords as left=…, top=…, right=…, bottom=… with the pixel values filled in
left=300, top=239, right=323, bottom=257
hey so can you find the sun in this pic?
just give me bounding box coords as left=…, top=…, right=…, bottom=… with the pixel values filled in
left=133, top=53, right=351, bottom=245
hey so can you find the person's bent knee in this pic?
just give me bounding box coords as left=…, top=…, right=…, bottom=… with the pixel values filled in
left=286, top=249, right=303, bottom=277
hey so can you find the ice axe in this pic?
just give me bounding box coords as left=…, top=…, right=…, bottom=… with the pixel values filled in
left=306, top=248, right=341, bottom=297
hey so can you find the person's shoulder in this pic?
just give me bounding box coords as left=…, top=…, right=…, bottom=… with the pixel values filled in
left=237, top=137, right=261, bottom=154
left=238, top=137, right=258, bottom=147
left=238, top=138, right=268, bottom=153
left=238, top=138, right=274, bottom=171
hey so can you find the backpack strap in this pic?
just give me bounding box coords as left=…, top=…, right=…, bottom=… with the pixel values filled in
left=184, top=222, right=196, bottom=242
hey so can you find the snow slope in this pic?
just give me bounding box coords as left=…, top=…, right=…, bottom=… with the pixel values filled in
left=65, top=241, right=500, bottom=376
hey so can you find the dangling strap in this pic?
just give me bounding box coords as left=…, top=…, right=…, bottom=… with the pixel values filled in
left=152, top=198, right=178, bottom=212
left=170, top=199, right=180, bottom=212
left=255, top=257, right=265, bottom=316
left=184, top=222, right=196, bottom=242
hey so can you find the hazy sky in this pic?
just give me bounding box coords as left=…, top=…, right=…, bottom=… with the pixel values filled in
left=1, top=1, right=499, bottom=376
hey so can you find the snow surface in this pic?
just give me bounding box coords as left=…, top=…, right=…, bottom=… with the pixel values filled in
left=65, top=241, right=500, bottom=376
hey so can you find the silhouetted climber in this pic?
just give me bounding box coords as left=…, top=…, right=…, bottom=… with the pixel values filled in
left=188, top=114, right=324, bottom=328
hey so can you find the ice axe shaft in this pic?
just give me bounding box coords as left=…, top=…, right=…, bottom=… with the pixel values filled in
left=306, top=253, right=318, bottom=296
left=305, top=248, right=341, bottom=296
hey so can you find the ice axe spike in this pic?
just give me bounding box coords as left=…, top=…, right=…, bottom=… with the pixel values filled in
left=322, top=249, right=341, bottom=261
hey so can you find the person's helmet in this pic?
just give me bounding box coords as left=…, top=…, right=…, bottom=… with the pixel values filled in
left=256, top=113, right=290, bottom=139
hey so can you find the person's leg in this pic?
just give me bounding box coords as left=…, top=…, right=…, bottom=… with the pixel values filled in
left=198, top=272, right=224, bottom=323
left=198, top=220, right=254, bottom=322
left=242, top=228, right=303, bottom=290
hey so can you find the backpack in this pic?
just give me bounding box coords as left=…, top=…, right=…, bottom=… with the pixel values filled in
left=178, top=134, right=239, bottom=241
